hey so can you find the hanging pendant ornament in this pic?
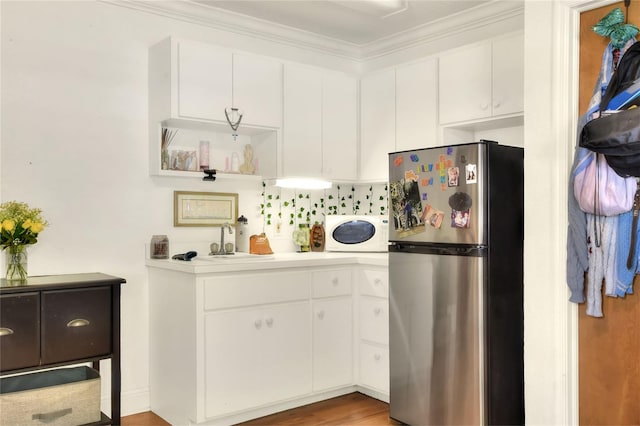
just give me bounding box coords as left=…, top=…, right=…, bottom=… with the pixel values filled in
left=225, top=107, right=243, bottom=141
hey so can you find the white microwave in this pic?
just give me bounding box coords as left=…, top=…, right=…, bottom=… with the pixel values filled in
left=325, top=215, right=389, bottom=252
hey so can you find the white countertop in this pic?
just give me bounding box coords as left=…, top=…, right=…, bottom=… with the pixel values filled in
left=145, top=251, right=388, bottom=274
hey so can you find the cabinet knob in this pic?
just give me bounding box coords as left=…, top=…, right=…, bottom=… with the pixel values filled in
left=66, top=319, right=90, bottom=328
left=332, top=277, right=339, bottom=286
left=480, top=102, right=489, bottom=110
left=0, top=327, right=14, bottom=336
left=374, top=278, right=382, bottom=285
left=265, top=317, right=274, bottom=327
left=374, top=353, right=381, bottom=361
left=254, top=319, right=263, bottom=329
left=374, top=307, right=382, bottom=316
left=317, top=310, right=325, bottom=320
left=493, top=101, right=501, bottom=108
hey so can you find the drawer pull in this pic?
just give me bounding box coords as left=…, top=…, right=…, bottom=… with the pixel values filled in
left=0, top=327, right=14, bottom=336
left=332, top=277, right=339, bottom=286
left=265, top=317, right=274, bottom=327
left=374, top=307, right=382, bottom=316
left=66, top=319, right=90, bottom=328
left=254, top=319, right=263, bottom=329
left=374, top=353, right=381, bottom=361
left=374, top=278, right=382, bottom=285
left=317, top=310, right=325, bottom=320
left=32, top=407, right=72, bottom=422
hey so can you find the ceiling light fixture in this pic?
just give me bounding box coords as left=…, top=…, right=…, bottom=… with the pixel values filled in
left=273, top=178, right=332, bottom=190
left=329, top=0, right=408, bottom=18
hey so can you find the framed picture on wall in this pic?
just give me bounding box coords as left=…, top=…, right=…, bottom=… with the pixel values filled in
left=173, top=191, right=238, bottom=227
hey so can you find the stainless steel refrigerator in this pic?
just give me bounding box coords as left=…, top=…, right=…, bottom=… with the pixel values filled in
left=388, top=141, right=524, bottom=426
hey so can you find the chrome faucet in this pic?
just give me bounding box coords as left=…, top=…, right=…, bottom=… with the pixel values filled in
left=216, top=222, right=233, bottom=255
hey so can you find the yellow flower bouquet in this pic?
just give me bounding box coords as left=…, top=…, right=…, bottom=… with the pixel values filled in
left=0, top=201, right=48, bottom=281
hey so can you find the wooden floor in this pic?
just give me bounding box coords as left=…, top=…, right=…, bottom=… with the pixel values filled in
left=122, top=392, right=398, bottom=426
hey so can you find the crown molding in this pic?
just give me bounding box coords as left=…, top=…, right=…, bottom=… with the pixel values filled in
left=359, top=1, right=524, bottom=60
left=103, top=0, right=524, bottom=62
left=102, top=0, right=362, bottom=60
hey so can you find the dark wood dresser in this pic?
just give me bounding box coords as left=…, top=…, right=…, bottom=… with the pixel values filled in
left=0, top=273, right=126, bottom=425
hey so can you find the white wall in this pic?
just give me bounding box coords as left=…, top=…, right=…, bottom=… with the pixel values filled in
left=0, top=1, right=359, bottom=416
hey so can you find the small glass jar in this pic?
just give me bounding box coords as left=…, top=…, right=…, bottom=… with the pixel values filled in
left=150, top=235, right=169, bottom=259
left=293, top=224, right=310, bottom=252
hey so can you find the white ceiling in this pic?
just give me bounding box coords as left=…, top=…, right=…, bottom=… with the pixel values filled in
left=190, top=0, right=493, bottom=45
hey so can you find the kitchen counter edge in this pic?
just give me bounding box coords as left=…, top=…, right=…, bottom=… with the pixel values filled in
left=145, top=252, right=388, bottom=273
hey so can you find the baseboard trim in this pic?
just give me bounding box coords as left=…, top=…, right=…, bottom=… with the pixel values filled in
left=102, top=387, right=150, bottom=418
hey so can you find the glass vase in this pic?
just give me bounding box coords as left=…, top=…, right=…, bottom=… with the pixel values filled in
left=5, top=246, right=28, bottom=282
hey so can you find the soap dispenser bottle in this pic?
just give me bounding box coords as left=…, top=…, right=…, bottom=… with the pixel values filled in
left=236, top=215, right=249, bottom=253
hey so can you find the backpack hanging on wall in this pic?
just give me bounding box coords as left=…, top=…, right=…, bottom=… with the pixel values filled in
left=580, top=42, right=640, bottom=177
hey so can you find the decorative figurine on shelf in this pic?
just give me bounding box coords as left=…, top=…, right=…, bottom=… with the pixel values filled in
left=239, top=144, right=255, bottom=175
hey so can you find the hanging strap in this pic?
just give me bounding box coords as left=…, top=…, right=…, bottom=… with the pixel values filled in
left=593, top=154, right=602, bottom=247
left=627, top=179, right=640, bottom=269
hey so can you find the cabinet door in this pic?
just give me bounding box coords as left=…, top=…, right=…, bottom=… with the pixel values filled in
left=359, top=342, right=389, bottom=393
left=396, top=58, right=438, bottom=151
left=205, top=307, right=267, bottom=417
left=360, top=69, right=396, bottom=181
left=492, top=33, right=524, bottom=116
left=204, top=301, right=311, bottom=418
left=322, top=71, right=358, bottom=181
left=0, top=293, right=40, bottom=371
left=313, top=298, right=353, bottom=391
left=438, top=42, right=492, bottom=124
left=233, top=53, right=282, bottom=128
left=261, top=302, right=312, bottom=402
left=283, top=64, right=323, bottom=177
left=359, top=296, right=389, bottom=345
left=177, top=40, right=232, bottom=121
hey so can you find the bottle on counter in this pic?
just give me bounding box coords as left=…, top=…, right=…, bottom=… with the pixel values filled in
left=150, top=235, right=169, bottom=259
left=236, top=215, right=249, bottom=253
left=310, top=222, right=325, bottom=252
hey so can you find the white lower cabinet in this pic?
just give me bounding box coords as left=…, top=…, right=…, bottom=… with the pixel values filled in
left=359, top=342, right=390, bottom=393
left=357, top=266, right=390, bottom=397
left=204, top=301, right=311, bottom=418
left=149, top=263, right=388, bottom=425
left=312, top=268, right=353, bottom=392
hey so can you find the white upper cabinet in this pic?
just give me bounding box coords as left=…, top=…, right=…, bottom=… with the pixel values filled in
left=438, top=32, right=523, bottom=125
left=395, top=57, right=439, bottom=151
left=322, top=70, right=358, bottom=181
left=283, top=64, right=358, bottom=180
left=360, top=68, right=396, bottom=182
left=150, top=38, right=282, bottom=128
left=177, top=40, right=232, bottom=122
left=283, top=63, right=323, bottom=177
left=491, top=33, right=524, bottom=117
left=232, top=53, right=283, bottom=129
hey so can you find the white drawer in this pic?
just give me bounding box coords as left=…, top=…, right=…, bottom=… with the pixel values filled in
left=359, top=297, right=389, bottom=345
left=359, top=342, right=389, bottom=393
left=359, top=268, right=388, bottom=298
left=312, top=269, right=352, bottom=298
left=203, top=271, right=310, bottom=310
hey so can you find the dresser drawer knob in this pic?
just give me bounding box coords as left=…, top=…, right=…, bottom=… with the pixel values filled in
left=0, top=327, right=14, bottom=336
left=66, top=318, right=90, bottom=328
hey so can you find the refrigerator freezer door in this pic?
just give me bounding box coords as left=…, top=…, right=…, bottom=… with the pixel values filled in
left=388, top=143, right=486, bottom=245
left=389, top=250, right=484, bottom=426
